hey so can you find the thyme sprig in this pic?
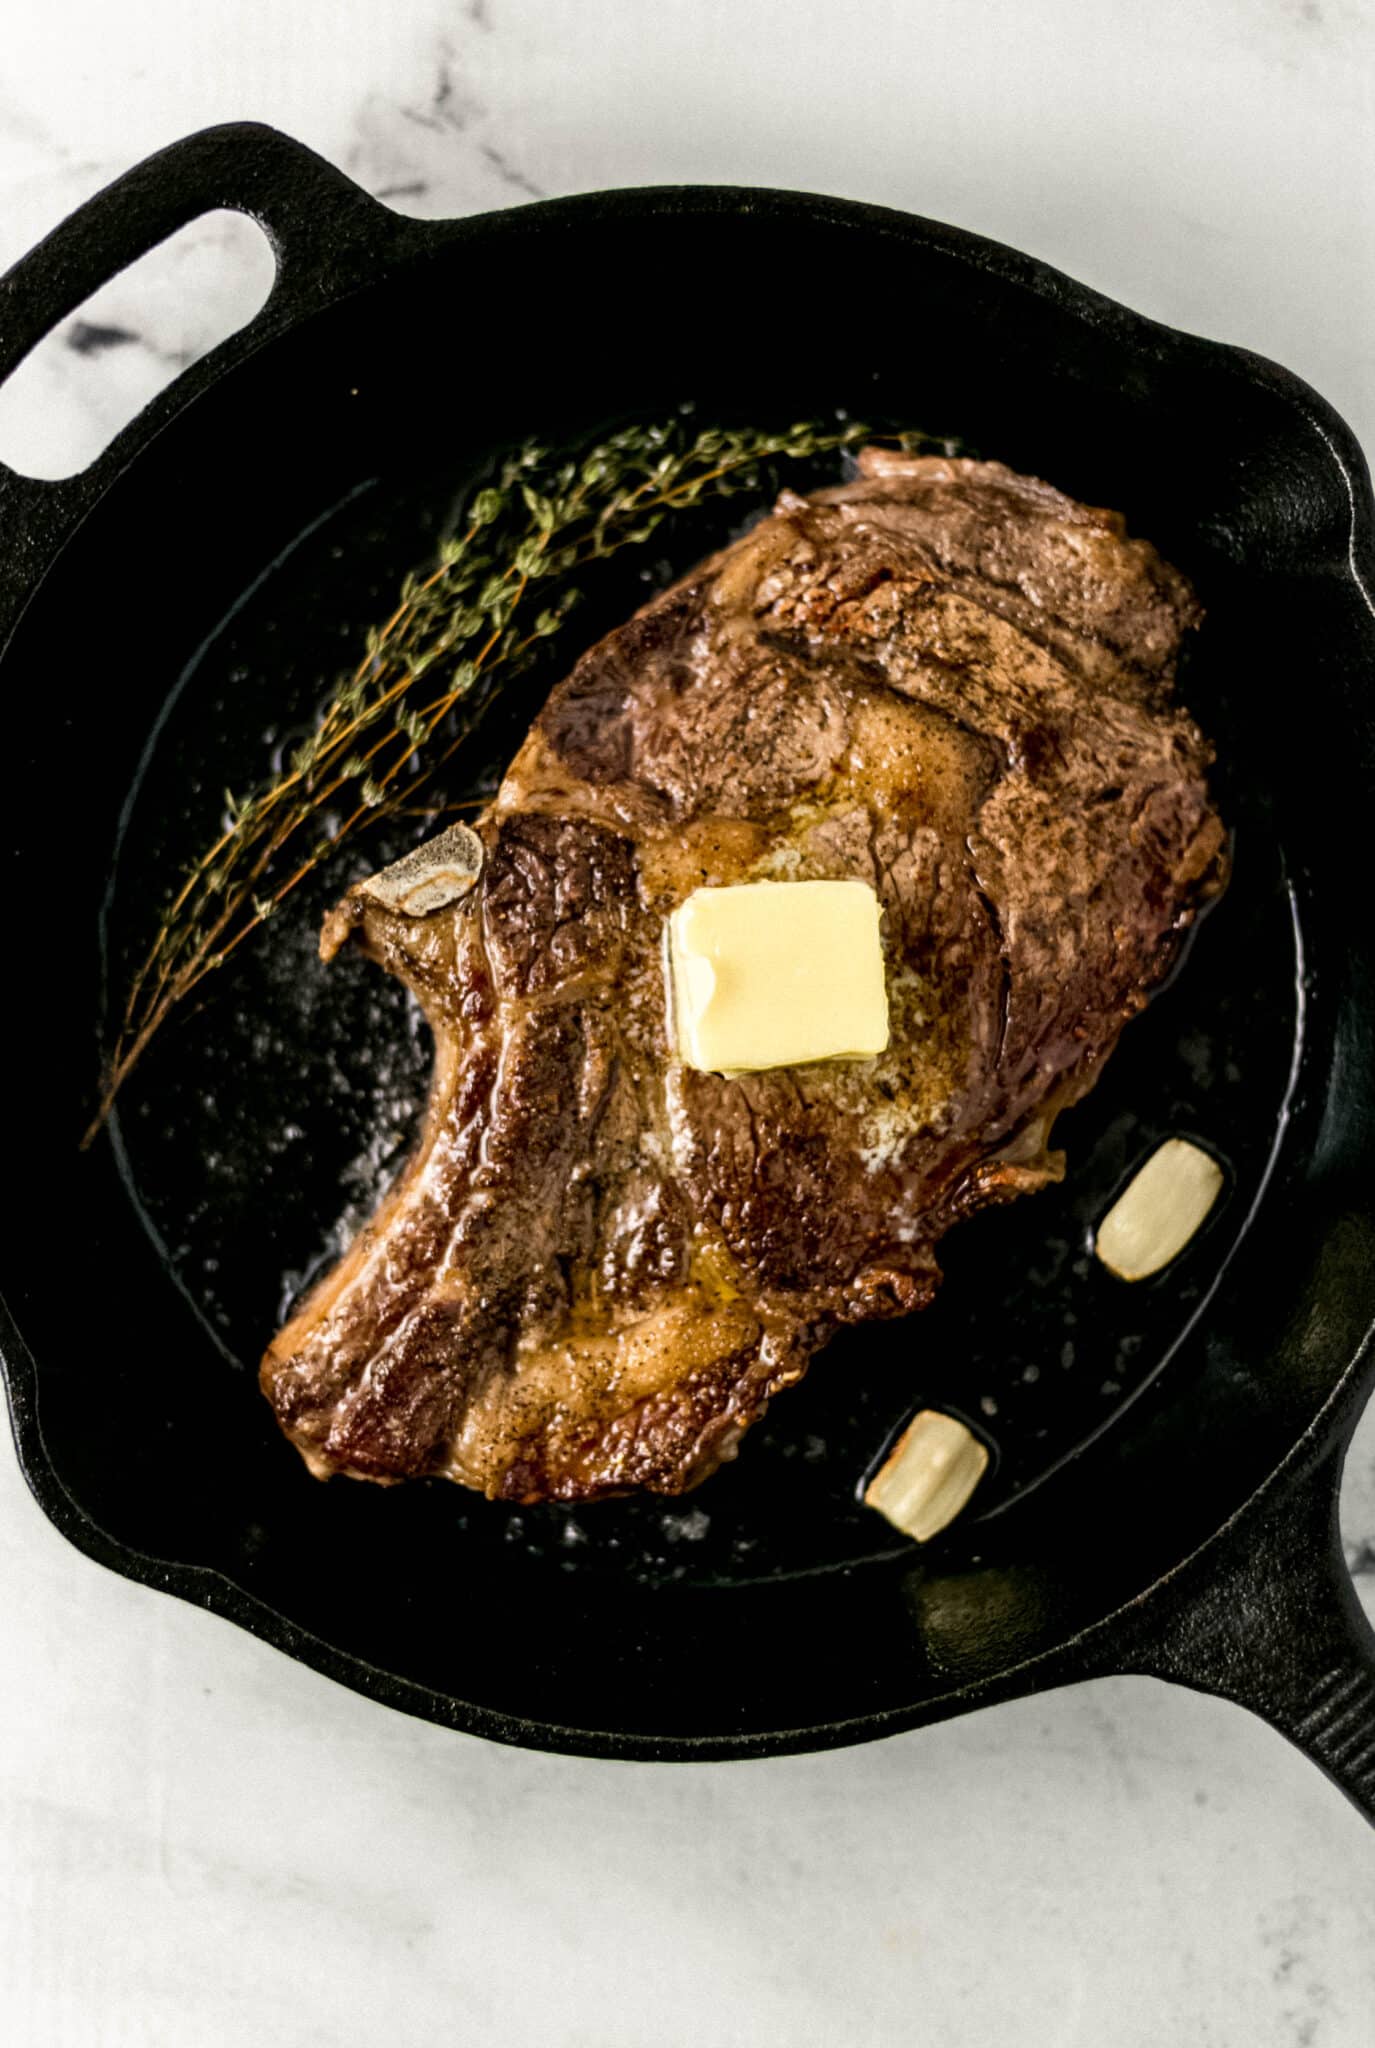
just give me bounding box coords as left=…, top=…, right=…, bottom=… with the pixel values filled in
left=91, top=414, right=934, bottom=1139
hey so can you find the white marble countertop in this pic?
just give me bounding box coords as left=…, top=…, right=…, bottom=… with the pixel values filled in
left=2, top=3, right=1373, bottom=2042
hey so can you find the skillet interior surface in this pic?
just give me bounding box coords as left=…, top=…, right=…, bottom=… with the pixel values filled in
left=3, top=185, right=1373, bottom=1755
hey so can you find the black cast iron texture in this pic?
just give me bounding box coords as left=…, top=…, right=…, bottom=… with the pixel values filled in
left=1, top=124, right=1373, bottom=1813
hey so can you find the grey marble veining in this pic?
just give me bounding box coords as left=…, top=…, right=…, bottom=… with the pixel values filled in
left=1, top=3, right=1374, bottom=2043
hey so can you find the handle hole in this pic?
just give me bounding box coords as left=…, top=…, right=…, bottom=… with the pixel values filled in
left=0, top=209, right=276, bottom=481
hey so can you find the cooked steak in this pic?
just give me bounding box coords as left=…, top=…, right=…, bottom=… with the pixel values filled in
left=261, top=450, right=1226, bottom=1501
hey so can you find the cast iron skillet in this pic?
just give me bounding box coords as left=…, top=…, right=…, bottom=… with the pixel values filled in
left=2, top=124, right=1373, bottom=1814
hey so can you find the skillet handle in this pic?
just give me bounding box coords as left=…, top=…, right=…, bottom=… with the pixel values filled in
left=1114, top=1425, right=1375, bottom=1825
left=0, top=121, right=402, bottom=642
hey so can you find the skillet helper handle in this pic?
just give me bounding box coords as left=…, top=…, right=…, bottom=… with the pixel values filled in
left=1119, top=1433, right=1375, bottom=1825
left=0, top=121, right=399, bottom=638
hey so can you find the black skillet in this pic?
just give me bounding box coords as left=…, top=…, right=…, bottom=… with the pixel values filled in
left=2, top=124, right=1373, bottom=1815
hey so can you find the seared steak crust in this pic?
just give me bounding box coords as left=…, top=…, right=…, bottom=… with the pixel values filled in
left=261, top=452, right=1226, bottom=1500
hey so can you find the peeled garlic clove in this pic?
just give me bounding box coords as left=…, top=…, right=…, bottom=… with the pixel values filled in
left=358, top=822, right=484, bottom=917
left=864, top=1409, right=989, bottom=1542
left=1094, top=1137, right=1223, bottom=1282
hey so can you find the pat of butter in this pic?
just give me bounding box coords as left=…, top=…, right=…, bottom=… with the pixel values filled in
left=668, top=880, right=889, bottom=1075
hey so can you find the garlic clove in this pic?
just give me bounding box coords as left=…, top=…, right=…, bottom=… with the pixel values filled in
left=864, top=1409, right=989, bottom=1541
left=1094, top=1137, right=1223, bottom=1282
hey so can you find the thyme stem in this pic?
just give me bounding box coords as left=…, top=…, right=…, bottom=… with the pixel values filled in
left=91, top=415, right=939, bottom=1140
